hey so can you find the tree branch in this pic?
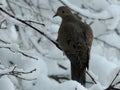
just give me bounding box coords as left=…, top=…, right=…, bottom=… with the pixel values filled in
left=94, top=37, right=120, bottom=52
left=58, top=0, right=113, bottom=21
left=0, top=43, right=38, bottom=60
left=49, top=75, right=69, bottom=83
left=0, top=7, right=61, bottom=50
left=0, top=66, right=36, bottom=81
left=86, top=71, right=97, bottom=84
left=106, top=70, right=120, bottom=90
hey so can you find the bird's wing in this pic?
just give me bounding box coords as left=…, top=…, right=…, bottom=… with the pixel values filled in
left=81, top=24, right=93, bottom=49
left=58, top=22, right=91, bottom=68
left=77, top=23, right=93, bottom=69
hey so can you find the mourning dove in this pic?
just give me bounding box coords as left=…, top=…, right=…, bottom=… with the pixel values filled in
left=53, top=6, right=93, bottom=86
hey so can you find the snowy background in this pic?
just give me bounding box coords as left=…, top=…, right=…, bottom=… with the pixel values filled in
left=0, top=0, right=120, bottom=90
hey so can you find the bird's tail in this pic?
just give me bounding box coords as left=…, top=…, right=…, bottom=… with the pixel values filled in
left=71, top=63, right=86, bottom=86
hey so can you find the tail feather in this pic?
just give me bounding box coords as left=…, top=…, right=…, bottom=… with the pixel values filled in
left=65, top=52, right=87, bottom=86
left=71, top=63, right=86, bottom=86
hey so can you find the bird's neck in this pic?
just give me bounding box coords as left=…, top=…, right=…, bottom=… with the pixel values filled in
left=62, top=15, right=76, bottom=23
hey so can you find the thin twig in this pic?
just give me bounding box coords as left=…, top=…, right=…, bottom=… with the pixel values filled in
left=86, top=71, right=97, bottom=84
left=0, top=66, right=36, bottom=81
left=36, top=0, right=44, bottom=22
left=113, top=81, right=120, bottom=87
left=48, top=0, right=56, bottom=13
left=58, top=63, right=67, bottom=70
left=109, top=70, right=120, bottom=87
left=14, top=74, right=36, bottom=81
left=6, top=0, right=15, bottom=15
left=58, top=0, right=113, bottom=21
left=25, top=20, right=45, bottom=26
left=0, top=7, right=61, bottom=50
left=0, top=45, right=38, bottom=60
left=49, top=75, right=69, bottom=83
left=105, top=70, right=120, bottom=90
left=17, top=50, right=38, bottom=60
left=94, top=37, right=120, bottom=52
left=0, top=39, right=10, bottom=44
left=115, top=29, right=120, bottom=35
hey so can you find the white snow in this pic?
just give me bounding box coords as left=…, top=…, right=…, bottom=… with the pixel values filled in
left=0, top=0, right=120, bottom=90
left=0, top=76, right=15, bottom=90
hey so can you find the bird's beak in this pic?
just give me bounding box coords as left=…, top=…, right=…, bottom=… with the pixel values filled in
left=53, top=14, right=57, bottom=18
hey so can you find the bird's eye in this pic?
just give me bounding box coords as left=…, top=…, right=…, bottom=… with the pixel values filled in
left=62, top=11, right=64, bottom=13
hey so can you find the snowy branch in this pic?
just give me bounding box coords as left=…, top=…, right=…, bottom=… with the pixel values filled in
left=0, top=43, right=38, bottom=60
left=0, top=66, right=36, bottom=81
left=86, top=71, right=97, bottom=84
left=106, top=70, right=120, bottom=90
left=58, top=0, right=113, bottom=20
left=49, top=75, right=69, bottom=83
left=24, top=20, right=45, bottom=26
left=0, top=7, right=61, bottom=50
left=6, top=0, right=15, bottom=15
left=94, top=37, right=120, bottom=52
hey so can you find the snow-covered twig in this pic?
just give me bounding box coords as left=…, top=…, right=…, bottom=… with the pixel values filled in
left=106, top=70, right=120, bottom=90
left=0, top=39, right=10, bottom=44
left=115, top=29, right=120, bottom=36
left=25, top=20, right=45, bottom=26
left=58, top=0, right=113, bottom=21
left=6, top=0, right=15, bottom=15
left=94, top=37, right=120, bottom=52
left=0, top=7, right=61, bottom=50
left=86, top=71, right=97, bottom=84
left=110, top=70, right=120, bottom=87
left=58, top=63, right=67, bottom=70
left=36, top=0, right=44, bottom=22
left=17, top=50, right=38, bottom=60
left=49, top=75, right=69, bottom=83
left=48, top=0, right=56, bottom=13
left=0, top=66, right=36, bottom=81
left=0, top=44, right=38, bottom=60
left=0, top=19, right=7, bottom=29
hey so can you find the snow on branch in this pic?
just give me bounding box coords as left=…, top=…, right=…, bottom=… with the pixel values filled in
left=94, top=37, right=120, bottom=52
left=59, top=0, right=120, bottom=30
left=87, top=69, right=120, bottom=90
left=86, top=71, right=97, bottom=84
left=49, top=75, right=69, bottom=83
left=0, top=43, right=38, bottom=60
left=0, top=66, right=36, bottom=81
left=0, top=7, right=61, bottom=50
left=58, top=0, right=114, bottom=20
left=105, top=70, right=120, bottom=90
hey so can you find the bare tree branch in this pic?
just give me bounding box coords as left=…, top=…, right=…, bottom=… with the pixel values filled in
left=94, top=37, right=120, bottom=52
left=0, top=7, right=61, bottom=50
left=105, top=70, right=120, bottom=90
left=58, top=63, right=67, bottom=70
left=58, top=0, right=113, bottom=21
left=0, top=39, right=10, bottom=44
left=0, top=66, right=36, bottom=81
left=0, top=44, right=38, bottom=60
left=48, top=0, right=56, bottom=13
left=49, top=75, right=69, bottom=83
left=86, top=71, right=97, bottom=84
left=6, top=0, right=15, bottom=15
left=25, top=20, right=45, bottom=26
left=115, top=29, right=120, bottom=36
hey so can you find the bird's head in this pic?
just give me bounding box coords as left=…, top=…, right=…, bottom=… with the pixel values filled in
left=53, top=6, right=72, bottom=19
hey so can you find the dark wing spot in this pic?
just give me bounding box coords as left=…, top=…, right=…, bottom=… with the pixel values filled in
left=67, top=39, right=71, bottom=45
left=73, top=44, right=77, bottom=49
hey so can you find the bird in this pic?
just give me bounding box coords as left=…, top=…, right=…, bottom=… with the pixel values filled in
left=53, top=6, right=93, bottom=86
